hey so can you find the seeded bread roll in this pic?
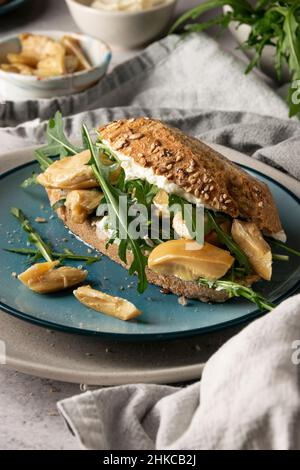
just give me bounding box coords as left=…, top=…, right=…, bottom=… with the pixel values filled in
left=99, top=117, right=283, bottom=236
left=46, top=189, right=258, bottom=303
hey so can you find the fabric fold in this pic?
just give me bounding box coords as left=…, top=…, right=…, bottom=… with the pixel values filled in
left=58, top=296, right=300, bottom=450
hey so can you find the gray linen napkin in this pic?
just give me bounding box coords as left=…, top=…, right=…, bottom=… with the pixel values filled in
left=58, top=295, right=300, bottom=450
left=1, top=32, right=300, bottom=450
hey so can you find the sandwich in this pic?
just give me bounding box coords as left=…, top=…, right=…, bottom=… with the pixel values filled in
left=35, top=115, right=286, bottom=310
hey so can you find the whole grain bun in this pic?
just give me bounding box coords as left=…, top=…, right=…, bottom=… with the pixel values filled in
left=47, top=189, right=258, bottom=303
left=99, top=117, right=283, bottom=235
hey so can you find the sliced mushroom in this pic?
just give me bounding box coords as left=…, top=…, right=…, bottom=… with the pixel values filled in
left=18, top=261, right=87, bottom=294
left=231, top=219, right=272, bottom=280
left=148, top=239, right=234, bottom=281
left=74, top=285, right=141, bottom=321
left=37, top=150, right=98, bottom=190
left=1, top=63, right=20, bottom=73
left=65, top=189, right=103, bottom=223
left=7, top=52, right=39, bottom=68
left=61, top=36, right=92, bottom=70
left=65, top=54, right=79, bottom=74
left=35, top=53, right=65, bottom=78
left=4, top=63, right=35, bottom=75
left=153, top=189, right=169, bottom=217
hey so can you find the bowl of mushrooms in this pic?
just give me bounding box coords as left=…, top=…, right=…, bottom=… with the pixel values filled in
left=0, top=31, right=111, bottom=100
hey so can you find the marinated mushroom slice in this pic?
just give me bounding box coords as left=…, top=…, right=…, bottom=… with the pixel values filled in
left=19, top=33, right=60, bottom=62
left=65, top=54, right=79, bottom=74
left=148, top=239, right=234, bottom=281
left=7, top=52, right=39, bottom=68
left=74, top=286, right=142, bottom=321
left=153, top=189, right=169, bottom=217
left=9, top=63, right=34, bottom=75
left=61, top=36, right=92, bottom=71
left=65, top=189, right=103, bottom=223
left=18, top=261, right=87, bottom=294
left=35, top=54, right=65, bottom=78
left=1, top=64, right=20, bottom=73
left=231, top=219, right=272, bottom=280
left=37, top=150, right=98, bottom=190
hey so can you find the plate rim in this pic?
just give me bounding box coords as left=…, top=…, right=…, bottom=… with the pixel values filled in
left=1, top=155, right=300, bottom=340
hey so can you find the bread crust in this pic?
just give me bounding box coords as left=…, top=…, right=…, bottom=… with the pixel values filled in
left=99, top=117, right=282, bottom=235
left=46, top=189, right=259, bottom=304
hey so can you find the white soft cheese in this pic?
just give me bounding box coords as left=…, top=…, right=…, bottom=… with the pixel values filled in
left=95, top=216, right=116, bottom=242
left=91, top=0, right=167, bottom=12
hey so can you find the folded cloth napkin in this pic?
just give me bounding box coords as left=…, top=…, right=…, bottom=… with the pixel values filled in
left=58, top=295, right=300, bottom=450
left=1, top=32, right=300, bottom=450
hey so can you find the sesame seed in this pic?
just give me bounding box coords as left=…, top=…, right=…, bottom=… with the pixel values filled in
left=128, top=133, right=144, bottom=140
left=178, top=296, right=188, bottom=306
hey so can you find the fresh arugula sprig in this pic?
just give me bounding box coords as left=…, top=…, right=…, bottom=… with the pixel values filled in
left=4, top=247, right=100, bottom=265
left=268, top=238, right=300, bottom=258
left=51, top=198, right=67, bottom=211
left=10, top=207, right=53, bottom=262
left=21, top=172, right=38, bottom=189
left=22, top=112, right=86, bottom=188
left=198, top=277, right=275, bottom=311
left=40, top=111, right=83, bottom=160
left=82, top=124, right=148, bottom=293
left=205, top=210, right=251, bottom=273
left=170, top=1, right=300, bottom=118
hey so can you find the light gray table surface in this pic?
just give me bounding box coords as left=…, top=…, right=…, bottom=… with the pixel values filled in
left=0, top=0, right=267, bottom=451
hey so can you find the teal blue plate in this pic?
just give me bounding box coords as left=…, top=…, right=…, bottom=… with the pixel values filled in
left=0, top=160, right=299, bottom=340
left=0, top=0, right=29, bottom=15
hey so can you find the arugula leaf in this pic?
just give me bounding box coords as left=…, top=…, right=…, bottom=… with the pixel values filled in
left=268, top=238, right=300, bottom=258
left=124, top=179, right=159, bottom=207
left=51, top=198, right=67, bottom=211
left=206, top=210, right=251, bottom=273
left=35, top=112, right=83, bottom=171
left=11, top=207, right=53, bottom=262
left=21, top=172, right=38, bottom=188
left=170, top=1, right=300, bottom=118
left=4, top=247, right=101, bottom=265
left=82, top=124, right=148, bottom=294
left=272, top=253, right=289, bottom=261
left=198, top=277, right=275, bottom=311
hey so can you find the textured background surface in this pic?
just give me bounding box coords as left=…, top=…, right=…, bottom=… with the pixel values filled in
left=0, top=0, right=263, bottom=451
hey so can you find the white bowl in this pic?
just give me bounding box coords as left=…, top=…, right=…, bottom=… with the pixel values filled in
left=0, top=31, right=111, bottom=100
left=65, top=0, right=178, bottom=49
left=223, top=5, right=290, bottom=83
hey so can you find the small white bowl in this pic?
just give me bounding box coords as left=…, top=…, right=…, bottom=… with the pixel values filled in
left=0, top=31, right=111, bottom=100
left=65, top=0, right=178, bottom=49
